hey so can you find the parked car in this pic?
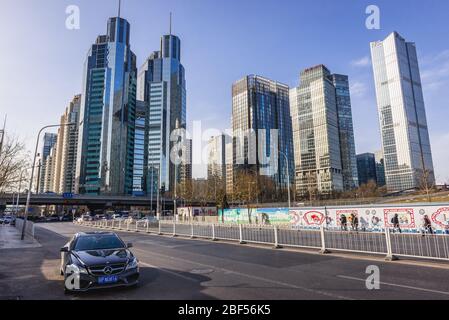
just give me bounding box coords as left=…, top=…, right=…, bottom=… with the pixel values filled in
left=3, top=216, right=13, bottom=225
left=60, top=232, right=139, bottom=293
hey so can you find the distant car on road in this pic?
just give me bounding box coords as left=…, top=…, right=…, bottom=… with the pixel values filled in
left=60, top=232, right=139, bottom=293
left=3, top=216, right=13, bottom=225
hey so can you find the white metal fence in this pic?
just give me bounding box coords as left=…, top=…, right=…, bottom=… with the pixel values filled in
left=75, top=220, right=449, bottom=262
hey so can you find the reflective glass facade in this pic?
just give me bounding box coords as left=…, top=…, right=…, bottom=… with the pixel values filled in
left=132, top=100, right=148, bottom=195
left=290, top=65, right=344, bottom=196
left=371, top=32, right=435, bottom=192
left=76, top=17, right=137, bottom=195
left=138, top=34, right=186, bottom=195
left=231, top=75, right=294, bottom=192
left=356, top=153, right=377, bottom=185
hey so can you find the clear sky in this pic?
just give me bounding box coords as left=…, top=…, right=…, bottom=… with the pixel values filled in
left=1, top=0, right=448, bottom=182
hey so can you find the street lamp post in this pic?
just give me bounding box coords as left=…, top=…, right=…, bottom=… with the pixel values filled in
left=15, top=168, right=28, bottom=216
left=279, top=151, right=291, bottom=208
left=21, top=123, right=74, bottom=240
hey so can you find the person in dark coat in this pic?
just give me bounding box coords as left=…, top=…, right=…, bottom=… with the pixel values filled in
left=392, top=214, right=401, bottom=233
left=340, top=215, right=347, bottom=231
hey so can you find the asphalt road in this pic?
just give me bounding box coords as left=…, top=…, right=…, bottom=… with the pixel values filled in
left=1, top=222, right=449, bottom=300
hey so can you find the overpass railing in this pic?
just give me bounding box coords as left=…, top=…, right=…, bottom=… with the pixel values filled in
left=74, top=220, right=449, bottom=262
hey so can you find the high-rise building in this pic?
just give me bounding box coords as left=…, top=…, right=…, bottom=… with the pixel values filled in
left=290, top=65, right=355, bottom=197
left=231, top=75, right=294, bottom=197
left=132, top=100, right=148, bottom=196
left=356, top=153, right=377, bottom=185
left=225, top=142, right=234, bottom=196
left=179, top=138, right=192, bottom=185
left=371, top=32, right=435, bottom=192
left=38, top=133, right=57, bottom=193
left=137, top=33, right=186, bottom=195
left=374, top=150, right=386, bottom=187
left=76, top=16, right=137, bottom=195
left=207, top=134, right=229, bottom=180
left=330, top=74, right=359, bottom=190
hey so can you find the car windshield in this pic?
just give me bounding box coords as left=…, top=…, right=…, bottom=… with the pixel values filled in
left=74, top=235, right=125, bottom=251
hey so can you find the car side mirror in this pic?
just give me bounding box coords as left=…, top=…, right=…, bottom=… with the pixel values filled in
left=60, top=247, right=69, bottom=253
left=127, top=243, right=133, bottom=248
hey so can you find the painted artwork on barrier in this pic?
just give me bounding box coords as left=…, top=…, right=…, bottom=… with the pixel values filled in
left=219, top=205, right=449, bottom=233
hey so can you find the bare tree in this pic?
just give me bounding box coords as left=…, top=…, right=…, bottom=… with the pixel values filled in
left=0, top=134, right=31, bottom=194
left=419, top=168, right=435, bottom=203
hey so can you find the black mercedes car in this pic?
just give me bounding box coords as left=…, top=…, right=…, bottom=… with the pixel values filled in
left=60, top=232, right=139, bottom=293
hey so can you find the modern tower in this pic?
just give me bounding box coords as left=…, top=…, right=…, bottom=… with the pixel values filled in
left=38, top=133, right=58, bottom=193
left=231, top=75, right=294, bottom=199
left=290, top=65, right=352, bottom=197
left=132, top=100, right=148, bottom=196
left=76, top=15, right=137, bottom=195
left=137, top=30, right=186, bottom=196
left=371, top=32, right=435, bottom=192
left=356, top=153, right=377, bottom=186
left=330, top=74, right=359, bottom=190
left=207, top=134, right=229, bottom=180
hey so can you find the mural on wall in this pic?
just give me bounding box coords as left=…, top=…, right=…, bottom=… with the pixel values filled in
left=219, top=205, right=449, bottom=234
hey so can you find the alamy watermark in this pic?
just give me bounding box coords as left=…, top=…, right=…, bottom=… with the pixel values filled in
left=365, top=265, right=380, bottom=290
left=66, top=5, right=80, bottom=30
left=366, top=5, right=381, bottom=30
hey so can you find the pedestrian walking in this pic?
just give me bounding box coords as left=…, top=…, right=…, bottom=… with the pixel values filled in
left=423, top=215, right=434, bottom=235
left=340, top=214, right=347, bottom=231
left=352, top=214, right=359, bottom=232
left=391, top=214, right=401, bottom=233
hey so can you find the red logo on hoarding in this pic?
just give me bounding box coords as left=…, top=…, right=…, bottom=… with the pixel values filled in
left=303, top=211, right=325, bottom=226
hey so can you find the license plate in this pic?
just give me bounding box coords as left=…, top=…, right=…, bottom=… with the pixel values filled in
left=98, top=275, right=119, bottom=284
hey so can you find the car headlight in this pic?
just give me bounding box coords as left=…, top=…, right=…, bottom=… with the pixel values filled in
left=126, top=258, right=139, bottom=270
left=66, top=263, right=89, bottom=275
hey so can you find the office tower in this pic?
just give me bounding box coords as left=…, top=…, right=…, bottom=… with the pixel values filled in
left=231, top=75, right=294, bottom=198
left=50, top=95, right=81, bottom=194
left=290, top=65, right=346, bottom=197
left=371, top=32, right=435, bottom=191
left=76, top=16, right=137, bottom=195
left=179, top=138, right=192, bottom=185
left=207, top=134, right=228, bottom=180
left=132, top=100, right=148, bottom=196
left=374, top=150, right=386, bottom=187
left=137, top=32, right=186, bottom=195
left=225, top=142, right=234, bottom=196
left=330, top=74, right=359, bottom=190
left=43, top=146, right=56, bottom=193
left=356, top=153, right=377, bottom=185
left=38, top=133, right=57, bottom=193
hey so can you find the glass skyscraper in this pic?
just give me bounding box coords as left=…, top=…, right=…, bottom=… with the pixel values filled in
left=371, top=32, right=435, bottom=192
left=76, top=16, right=137, bottom=195
left=290, top=65, right=356, bottom=197
left=331, top=74, right=359, bottom=190
left=137, top=33, right=186, bottom=195
left=231, top=75, right=294, bottom=197
left=132, top=100, right=148, bottom=196
left=356, top=153, right=377, bottom=186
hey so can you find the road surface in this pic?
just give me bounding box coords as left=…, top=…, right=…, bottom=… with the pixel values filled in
left=0, top=222, right=449, bottom=300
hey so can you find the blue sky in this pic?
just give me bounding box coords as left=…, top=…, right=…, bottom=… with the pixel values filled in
left=1, top=0, right=449, bottom=182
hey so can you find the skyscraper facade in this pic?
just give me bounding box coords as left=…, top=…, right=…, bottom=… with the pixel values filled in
left=132, top=100, right=148, bottom=196
left=374, top=150, right=386, bottom=187
left=76, top=16, right=137, bottom=195
left=356, top=153, right=377, bottom=185
left=231, top=75, right=294, bottom=197
left=371, top=32, right=435, bottom=192
left=207, top=134, right=228, bottom=180
left=331, top=74, right=359, bottom=190
left=38, top=133, right=57, bottom=193
left=137, top=33, right=186, bottom=195
left=290, top=65, right=346, bottom=197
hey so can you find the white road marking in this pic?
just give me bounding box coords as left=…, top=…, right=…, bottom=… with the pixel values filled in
left=138, top=261, right=199, bottom=283
left=133, top=248, right=353, bottom=300
left=337, top=275, right=449, bottom=296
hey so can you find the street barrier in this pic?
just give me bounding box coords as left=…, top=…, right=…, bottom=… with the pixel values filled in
left=74, top=220, right=449, bottom=262
left=15, top=218, right=35, bottom=238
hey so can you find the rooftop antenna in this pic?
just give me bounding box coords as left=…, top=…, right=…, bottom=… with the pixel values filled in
left=169, top=12, right=172, bottom=35
left=118, top=0, right=121, bottom=18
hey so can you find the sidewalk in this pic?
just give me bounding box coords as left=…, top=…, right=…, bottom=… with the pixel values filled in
left=0, top=224, right=41, bottom=250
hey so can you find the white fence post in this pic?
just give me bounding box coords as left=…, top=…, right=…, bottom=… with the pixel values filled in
left=385, top=228, right=398, bottom=261
left=158, top=221, right=162, bottom=235
left=173, top=221, right=177, bottom=237
left=191, top=223, right=195, bottom=239
left=119, top=220, right=122, bottom=230
left=127, top=221, right=130, bottom=231
left=273, top=225, right=282, bottom=249
left=146, top=221, right=150, bottom=233
left=136, top=221, right=139, bottom=232
left=239, top=224, right=246, bottom=244
left=211, top=224, right=217, bottom=241
left=319, top=225, right=331, bottom=254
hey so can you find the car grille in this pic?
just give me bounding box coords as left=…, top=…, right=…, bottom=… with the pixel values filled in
left=88, top=263, right=126, bottom=276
